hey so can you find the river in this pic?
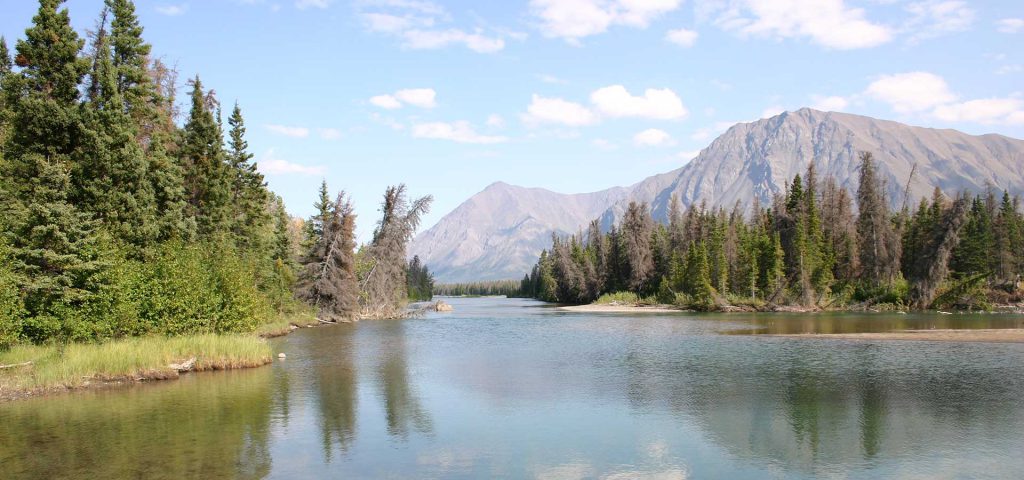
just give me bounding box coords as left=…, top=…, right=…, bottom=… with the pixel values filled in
left=2, top=297, right=1024, bottom=479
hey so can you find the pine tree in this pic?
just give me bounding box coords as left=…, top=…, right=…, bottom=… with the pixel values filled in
left=107, top=0, right=153, bottom=121
left=181, top=76, right=230, bottom=237
left=226, top=102, right=269, bottom=250
left=682, top=241, right=716, bottom=310
left=362, top=185, right=432, bottom=316
left=0, top=37, right=12, bottom=78
left=620, top=201, right=654, bottom=293
left=75, top=10, right=157, bottom=247
left=856, top=152, right=900, bottom=289
left=2, top=0, right=103, bottom=322
left=298, top=192, right=358, bottom=321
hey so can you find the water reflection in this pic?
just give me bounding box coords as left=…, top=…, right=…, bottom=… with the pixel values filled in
left=309, top=323, right=358, bottom=460
left=373, top=321, right=433, bottom=439
left=0, top=369, right=274, bottom=480
left=722, top=312, right=1024, bottom=335
left=1, top=298, right=1023, bottom=479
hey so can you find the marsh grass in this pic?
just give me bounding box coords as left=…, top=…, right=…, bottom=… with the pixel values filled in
left=0, top=334, right=272, bottom=395
left=256, top=309, right=320, bottom=337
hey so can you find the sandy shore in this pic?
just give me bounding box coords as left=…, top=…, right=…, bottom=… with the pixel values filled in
left=558, top=304, right=683, bottom=313
left=768, top=329, right=1024, bottom=343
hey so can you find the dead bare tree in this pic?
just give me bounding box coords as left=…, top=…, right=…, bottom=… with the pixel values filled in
left=360, top=185, right=432, bottom=319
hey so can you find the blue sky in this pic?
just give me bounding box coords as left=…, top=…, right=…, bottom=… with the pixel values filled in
left=3, top=0, right=1023, bottom=242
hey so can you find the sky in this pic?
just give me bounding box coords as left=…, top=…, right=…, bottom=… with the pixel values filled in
left=2, top=0, right=1023, bottom=242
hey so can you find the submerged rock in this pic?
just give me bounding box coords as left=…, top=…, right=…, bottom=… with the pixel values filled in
left=278, top=353, right=287, bottom=359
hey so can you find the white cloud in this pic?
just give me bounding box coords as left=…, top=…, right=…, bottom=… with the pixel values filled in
left=933, top=98, right=1024, bottom=125
left=258, top=149, right=325, bottom=176
left=865, top=72, right=957, bottom=113
left=370, top=94, right=402, bottom=109
left=903, top=1, right=974, bottom=44
left=665, top=27, right=698, bottom=47
left=357, top=1, right=505, bottom=53
left=370, top=89, right=436, bottom=109
left=711, top=0, right=891, bottom=49
left=361, top=13, right=433, bottom=33
left=633, top=128, right=675, bottom=146
left=529, top=0, right=683, bottom=43
left=155, top=4, right=188, bottom=16
left=265, top=124, right=311, bottom=138
left=318, top=128, right=343, bottom=140
left=810, top=95, right=849, bottom=111
left=401, top=29, right=505, bottom=53
left=590, top=85, right=687, bottom=120
left=296, top=0, right=329, bottom=9
left=412, top=121, right=509, bottom=144
left=997, top=18, right=1024, bottom=34
left=523, top=94, right=600, bottom=126
left=863, top=71, right=1024, bottom=126
left=486, top=114, right=505, bottom=128
left=394, top=88, right=437, bottom=108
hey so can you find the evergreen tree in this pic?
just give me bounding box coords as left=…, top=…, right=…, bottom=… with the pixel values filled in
left=76, top=11, right=157, bottom=247
left=856, top=152, right=900, bottom=289
left=181, top=76, right=230, bottom=236
left=682, top=241, right=716, bottom=310
left=2, top=0, right=103, bottom=324
left=620, top=201, right=654, bottom=293
left=298, top=192, right=358, bottom=321
left=362, top=185, right=432, bottom=316
left=226, top=102, right=269, bottom=249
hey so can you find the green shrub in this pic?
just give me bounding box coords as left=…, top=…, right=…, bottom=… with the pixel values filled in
left=595, top=291, right=639, bottom=305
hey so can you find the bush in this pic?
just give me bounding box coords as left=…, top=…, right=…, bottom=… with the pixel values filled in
left=0, top=245, right=26, bottom=350
left=595, top=291, right=639, bottom=305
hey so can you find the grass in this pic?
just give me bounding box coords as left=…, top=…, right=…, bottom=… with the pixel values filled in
left=0, top=334, right=273, bottom=397
left=256, top=308, right=320, bottom=337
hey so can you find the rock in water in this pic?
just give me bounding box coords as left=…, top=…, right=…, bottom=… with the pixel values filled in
left=169, top=357, right=196, bottom=372
left=434, top=301, right=454, bottom=312
left=278, top=353, right=287, bottom=359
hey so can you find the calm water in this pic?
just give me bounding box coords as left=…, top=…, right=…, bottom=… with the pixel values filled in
left=2, top=297, right=1024, bottom=479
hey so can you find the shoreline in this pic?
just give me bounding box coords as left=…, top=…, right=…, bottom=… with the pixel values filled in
left=762, top=329, right=1024, bottom=343
left=558, top=302, right=1024, bottom=315
left=0, top=313, right=326, bottom=403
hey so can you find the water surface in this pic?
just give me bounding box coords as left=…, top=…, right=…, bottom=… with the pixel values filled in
left=2, top=297, right=1024, bottom=479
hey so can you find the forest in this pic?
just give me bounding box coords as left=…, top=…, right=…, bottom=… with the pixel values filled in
left=520, top=153, right=1024, bottom=311
left=0, top=0, right=433, bottom=352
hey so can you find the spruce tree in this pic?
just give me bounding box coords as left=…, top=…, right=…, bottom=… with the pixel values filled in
left=226, top=102, right=269, bottom=250
left=298, top=192, right=358, bottom=321
left=620, top=201, right=654, bottom=293
left=856, top=152, right=900, bottom=289
left=2, top=0, right=102, bottom=321
left=181, top=76, right=230, bottom=237
left=76, top=11, right=157, bottom=247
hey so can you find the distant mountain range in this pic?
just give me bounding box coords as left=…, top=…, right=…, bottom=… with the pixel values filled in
left=410, top=108, right=1024, bottom=282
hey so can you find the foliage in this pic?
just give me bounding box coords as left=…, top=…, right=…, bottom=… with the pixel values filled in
left=522, top=155, right=1024, bottom=311
left=0, top=1, right=301, bottom=349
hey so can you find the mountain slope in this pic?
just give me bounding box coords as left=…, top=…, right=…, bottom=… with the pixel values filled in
left=411, top=109, right=1024, bottom=282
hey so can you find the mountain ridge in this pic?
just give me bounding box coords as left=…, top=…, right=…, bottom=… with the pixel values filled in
left=411, top=108, right=1024, bottom=282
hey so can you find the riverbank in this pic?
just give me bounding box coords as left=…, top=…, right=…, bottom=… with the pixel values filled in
left=558, top=304, right=685, bottom=313
left=766, top=329, right=1024, bottom=343
left=0, top=312, right=322, bottom=402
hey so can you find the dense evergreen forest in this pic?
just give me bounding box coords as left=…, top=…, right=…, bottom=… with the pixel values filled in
left=520, top=153, right=1024, bottom=311
left=0, top=0, right=432, bottom=351
left=434, top=280, right=524, bottom=297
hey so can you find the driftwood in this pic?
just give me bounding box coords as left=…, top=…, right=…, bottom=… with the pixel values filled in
left=0, top=361, right=33, bottom=370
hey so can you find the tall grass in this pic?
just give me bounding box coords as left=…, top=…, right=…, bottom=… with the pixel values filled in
left=0, top=334, right=272, bottom=394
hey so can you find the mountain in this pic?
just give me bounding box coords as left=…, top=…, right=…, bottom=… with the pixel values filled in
left=411, top=108, right=1024, bottom=282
